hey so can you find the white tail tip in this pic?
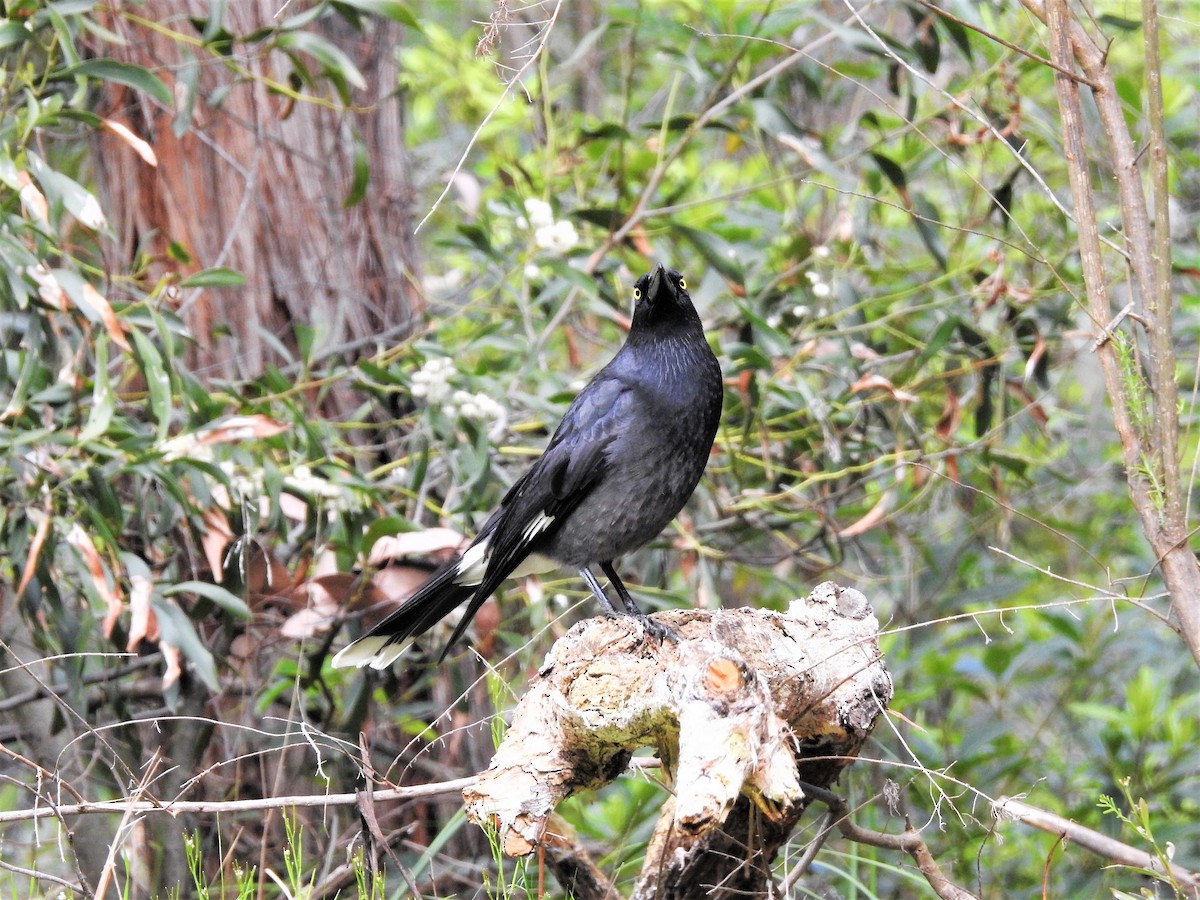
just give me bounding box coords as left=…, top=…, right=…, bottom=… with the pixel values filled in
left=331, top=635, right=411, bottom=670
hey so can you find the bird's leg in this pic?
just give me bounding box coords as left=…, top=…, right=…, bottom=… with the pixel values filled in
left=598, top=560, right=643, bottom=615
left=599, top=561, right=677, bottom=643
left=579, top=567, right=622, bottom=617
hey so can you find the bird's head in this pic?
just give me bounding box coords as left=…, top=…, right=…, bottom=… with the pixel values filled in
left=630, top=264, right=696, bottom=330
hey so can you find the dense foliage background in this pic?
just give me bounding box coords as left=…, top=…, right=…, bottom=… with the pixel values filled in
left=1, top=0, right=1197, bottom=897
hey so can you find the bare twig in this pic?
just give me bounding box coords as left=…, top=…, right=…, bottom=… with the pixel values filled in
left=913, top=0, right=1097, bottom=87
left=584, top=4, right=881, bottom=273
left=0, top=777, right=478, bottom=825
left=996, top=797, right=1200, bottom=897
left=0, top=858, right=80, bottom=892
left=1090, top=301, right=1136, bottom=351
left=416, top=0, right=564, bottom=233
left=800, top=781, right=981, bottom=900
left=0, top=655, right=160, bottom=712
left=1025, top=0, right=1200, bottom=667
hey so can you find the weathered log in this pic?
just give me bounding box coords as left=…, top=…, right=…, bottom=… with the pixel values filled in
left=463, top=582, right=892, bottom=898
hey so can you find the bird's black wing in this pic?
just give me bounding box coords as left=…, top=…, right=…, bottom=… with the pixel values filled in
left=457, top=371, right=637, bottom=615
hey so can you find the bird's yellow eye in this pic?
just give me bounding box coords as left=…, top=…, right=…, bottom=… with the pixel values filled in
left=678, top=278, right=687, bottom=290
left=633, top=287, right=642, bottom=300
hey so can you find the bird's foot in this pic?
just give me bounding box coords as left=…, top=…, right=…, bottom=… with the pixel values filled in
left=636, top=613, right=678, bottom=644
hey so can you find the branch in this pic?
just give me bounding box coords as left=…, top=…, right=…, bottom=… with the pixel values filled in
left=997, top=797, right=1200, bottom=898
left=415, top=0, right=564, bottom=233
left=1026, top=0, right=1200, bottom=667
left=464, top=584, right=893, bottom=900
left=788, top=782, right=980, bottom=900
left=0, top=777, right=477, bottom=825
left=584, top=2, right=882, bottom=273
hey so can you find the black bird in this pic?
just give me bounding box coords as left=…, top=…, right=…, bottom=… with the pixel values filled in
left=332, top=264, right=723, bottom=669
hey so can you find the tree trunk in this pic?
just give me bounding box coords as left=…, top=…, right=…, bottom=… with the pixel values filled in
left=90, top=2, right=423, bottom=406
left=464, top=583, right=892, bottom=898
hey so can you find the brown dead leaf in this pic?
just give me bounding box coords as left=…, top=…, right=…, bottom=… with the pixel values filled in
left=368, top=565, right=432, bottom=606
left=242, top=542, right=289, bottom=597
left=126, top=574, right=157, bottom=651
left=280, top=573, right=359, bottom=638
left=849, top=374, right=919, bottom=404
left=1008, top=382, right=1049, bottom=429
left=946, top=454, right=960, bottom=484
left=161, top=643, right=183, bottom=690
left=16, top=171, right=48, bottom=225
left=563, top=323, right=580, bottom=370
left=797, top=337, right=842, bottom=360
left=735, top=369, right=753, bottom=403
left=280, top=607, right=332, bottom=639
left=1024, top=332, right=1048, bottom=384
left=65, top=523, right=124, bottom=637
left=164, top=415, right=290, bottom=463
left=935, top=388, right=961, bottom=442
left=27, top=264, right=67, bottom=311
left=196, top=414, right=289, bottom=446
left=629, top=225, right=654, bottom=259
left=278, top=492, right=309, bottom=522
left=836, top=491, right=892, bottom=539
left=15, top=511, right=53, bottom=600
left=850, top=342, right=881, bottom=362
left=200, top=506, right=234, bottom=582
left=77, top=283, right=131, bottom=351
left=367, top=528, right=467, bottom=567
left=101, top=118, right=158, bottom=166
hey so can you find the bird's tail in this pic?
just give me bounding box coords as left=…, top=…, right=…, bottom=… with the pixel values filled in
left=331, top=559, right=480, bottom=670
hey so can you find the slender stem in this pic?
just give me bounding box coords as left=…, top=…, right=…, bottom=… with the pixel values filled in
left=0, top=777, right=478, bottom=825
left=1141, top=0, right=1181, bottom=526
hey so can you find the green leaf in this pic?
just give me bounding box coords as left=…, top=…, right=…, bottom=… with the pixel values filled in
left=574, top=207, right=626, bottom=229
left=78, top=339, right=114, bottom=444
left=870, top=152, right=908, bottom=195
left=179, top=267, right=245, bottom=288
left=939, top=13, right=973, bottom=61
left=673, top=223, right=744, bottom=282
left=362, top=516, right=414, bottom=557
left=26, top=156, right=106, bottom=229
left=912, top=193, right=948, bottom=271
left=152, top=597, right=221, bottom=691
left=57, top=59, right=172, bottom=105
left=131, top=330, right=172, bottom=443
left=907, top=6, right=940, bottom=72
left=333, top=0, right=419, bottom=28
left=276, top=31, right=367, bottom=91
left=1097, top=14, right=1141, bottom=31
left=578, top=122, right=631, bottom=142
left=343, top=136, right=370, bottom=208
left=912, top=317, right=959, bottom=373
left=164, top=580, right=252, bottom=620
left=0, top=21, right=31, bottom=50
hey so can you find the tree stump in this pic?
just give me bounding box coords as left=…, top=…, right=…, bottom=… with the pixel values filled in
left=463, top=582, right=892, bottom=898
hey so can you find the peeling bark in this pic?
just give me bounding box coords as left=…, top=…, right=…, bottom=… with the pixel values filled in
left=464, top=582, right=892, bottom=898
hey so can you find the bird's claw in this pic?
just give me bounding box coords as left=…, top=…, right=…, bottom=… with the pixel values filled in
left=638, top=614, right=678, bottom=644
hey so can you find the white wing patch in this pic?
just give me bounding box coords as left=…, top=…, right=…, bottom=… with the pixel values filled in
left=524, top=512, right=554, bottom=542
left=454, top=541, right=488, bottom=586
left=452, top=513, right=556, bottom=587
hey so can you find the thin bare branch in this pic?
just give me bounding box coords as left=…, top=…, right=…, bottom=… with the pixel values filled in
left=0, top=777, right=478, bottom=825
left=914, top=0, right=1097, bottom=87
left=801, top=781, right=981, bottom=900
left=996, top=797, right=1200, bottom=897
left=1025, top=0, right=1200, bottom=667
left=416, top=0, right=564, bottom=233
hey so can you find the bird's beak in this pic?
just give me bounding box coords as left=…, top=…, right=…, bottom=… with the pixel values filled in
left=648, top=264, right=666, bottom=297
